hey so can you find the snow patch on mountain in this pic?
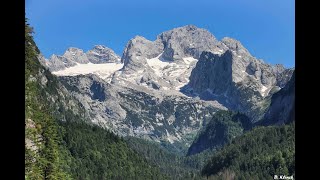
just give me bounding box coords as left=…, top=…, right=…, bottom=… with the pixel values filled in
left=52, top=62, right=123, bottom=82
left=260, top=85, right=269, bottom=97
left=146, top=53, right=170, bottom=76
left=145, top=53, right=198, bottom=90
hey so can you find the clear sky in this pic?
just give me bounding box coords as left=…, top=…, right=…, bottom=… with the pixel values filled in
left=26, top=0, right=295, bottom=68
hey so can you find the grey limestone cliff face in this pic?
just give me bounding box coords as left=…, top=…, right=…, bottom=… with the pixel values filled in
left=44, top=45, right=121, bottom=71
left=117, top=26, right=293, bottom=98
left=87, top=45, right=121, bottom=63
left=120, top=25, right=225, bottom=71
left=258, top=71, right=295, bottom=125
left=59, top=74, right=226, bottom=153
left=121, top=36, right=164, bottom=72
left=157, top=25, right=225, bottom=61
left=63, top=47, right=90, bottom=64
left=47, top=54, right=77, bottom=72
left=272, top=64, right=294, bottom=88
left=185, top=38, right=294, bottom=122
left=116, top=25, right=229, bottom=91
left=115, top=35, right=170, bottom=89
left=187, top=51, right=233, bottom=95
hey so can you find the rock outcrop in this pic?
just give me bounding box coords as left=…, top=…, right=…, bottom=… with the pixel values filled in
left=184, top=37, right=294, bottom=121
left=44, top=45, right=121, bottom=72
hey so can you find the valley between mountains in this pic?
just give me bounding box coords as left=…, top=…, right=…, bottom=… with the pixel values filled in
left=26, top=22, right=295, bottom=179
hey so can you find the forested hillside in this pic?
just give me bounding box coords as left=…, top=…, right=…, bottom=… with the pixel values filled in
left=201, top=123, right=295, bottom=179
left=126, top=136, right=231, bottom=179
left=25, top=18, right=71, bottom=179
left=187, top=110, right=252, bottom=156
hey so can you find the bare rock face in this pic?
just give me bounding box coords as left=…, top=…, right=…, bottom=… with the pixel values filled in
left=116, top=25, right=228, bottom=92
left=221, top=37, right=249, bottom=54
left=272, top=64, right=294, bottom=88
left=47, top=54, right=77, bottom=71
left=258, top=71, right=295, bottom=125
left=187, top=51, right=233, bottom=95
left=59, top=74, right=226, bottom=153
left=44, top=45, right=121, bottom=71
left=63, top=47, right=90, bottom=64
left=121, top=25, right=224, bottom=68
left=157, top=25, right=224, bottom=61
left=87, top=45, right=121, bottom=64
left=121, top=36, right=163, bottom=72
left=185, top=37, right=294, bottom=122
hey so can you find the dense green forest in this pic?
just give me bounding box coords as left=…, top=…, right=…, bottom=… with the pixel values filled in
left=59, top=121, right=167, bottom=179
left=201, top=122, right=295, bottom=179
left=25, top=19, right=167, bottom=180
left=187, top=110, right=252, bottom=156
left=125, top=136, right=214, bottom=179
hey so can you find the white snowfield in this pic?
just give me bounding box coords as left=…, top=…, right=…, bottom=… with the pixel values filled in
left=260, top=85, right=269, bottom=97
left=146, top=53, right=198, bottom=90
left=52, top=53, right=198, bottom=92
left=146, top=53, right=198, bottom=73
left=52, top=62, right=124, bottom=81
left=146, top=53, right=171, bottom=76
left=183, top=57, right=198, bottom=65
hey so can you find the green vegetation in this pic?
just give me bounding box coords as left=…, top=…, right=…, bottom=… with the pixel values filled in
left=187, top=110, right=252, bottom=156
left=201, top=122, right=295, bottom=179
left=126, top=136, right=226, bottom=179
left=126, top=137, right=200, bottom=179
left=25, top=18, right=71, bottom=179
left=59, top=121, right=167, bottom=179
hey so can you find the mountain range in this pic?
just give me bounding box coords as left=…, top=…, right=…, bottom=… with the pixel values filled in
left=39, top=25, right=294, bottom=153
left=26, top=22, right=295, bottom=179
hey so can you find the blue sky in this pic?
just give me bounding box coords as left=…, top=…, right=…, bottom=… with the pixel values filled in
left=26, top=0, right=295, bottom=68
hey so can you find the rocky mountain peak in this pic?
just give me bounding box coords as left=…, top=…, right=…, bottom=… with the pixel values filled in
left=63, top=47, right=89, bottom=64
left=93, top=45, right=107, bottom=50
left=185, top=45, right=293, bottom=122
left=271, top=64, right=286, bottom=74
left=87, top=45, right=120, bottom=64
left=159, top=24, right=213, bottom=37
left=50, top=54, right=59, bottom=59
left=121, top=35, right=163, bottom=71
left=157, top=25, right=220, bottom=61
left=221, top=37, right=249, bottom=55
left=119, top=25, right=224, bottom=79
left=183, top=24, right=198, bottom=31
left=44, top=45, right=121, bottom=71
left=65, top=47, right=83, bottom=53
